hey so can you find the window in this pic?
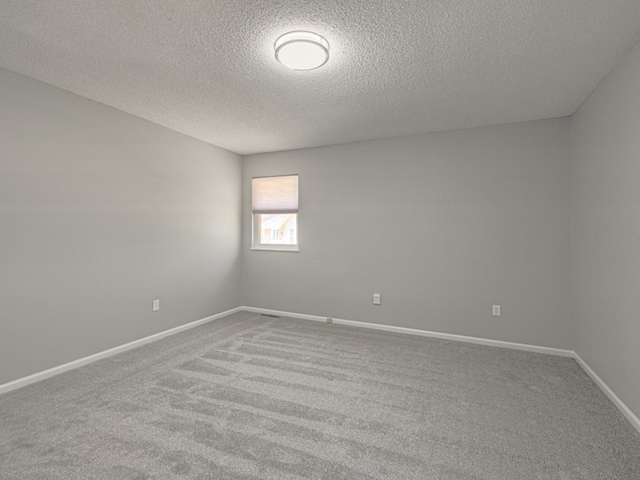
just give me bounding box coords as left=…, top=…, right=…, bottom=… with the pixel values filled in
left=252, top=175, right=299, bottom=251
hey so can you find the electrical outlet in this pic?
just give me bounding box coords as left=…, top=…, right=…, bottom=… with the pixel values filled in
left=373, top=293, right=381, bottom=305
left=326, top=317, right=333, bottom=324
left=153, top=299, right=160, bottom=312
left=492, top=305, right=501, bottom=317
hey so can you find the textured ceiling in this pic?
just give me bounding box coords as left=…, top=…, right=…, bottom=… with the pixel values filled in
left=1, top=1, right=639, bottom=155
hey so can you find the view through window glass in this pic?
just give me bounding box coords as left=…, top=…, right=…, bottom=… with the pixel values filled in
left=257, top=213, right=297, bottom=245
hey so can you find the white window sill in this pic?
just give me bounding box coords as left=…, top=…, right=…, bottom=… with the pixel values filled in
left=251, top=246, right=299, bottom=252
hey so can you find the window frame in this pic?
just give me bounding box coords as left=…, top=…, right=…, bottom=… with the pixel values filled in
left=251, top=213, right=299, bottom=252
left=251, top=175, right=299, bottom=252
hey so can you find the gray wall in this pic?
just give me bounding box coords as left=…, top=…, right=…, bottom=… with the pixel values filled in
left=242, top=118, right=573, bottom=349
left=0, top=68, right=242, bottom=385
left=571, top=41, right=640, bottom=418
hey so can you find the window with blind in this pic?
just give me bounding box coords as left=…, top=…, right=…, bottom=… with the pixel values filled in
left=251, top=175, right=299, bottom=251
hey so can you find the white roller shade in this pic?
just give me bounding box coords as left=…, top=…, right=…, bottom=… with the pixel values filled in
left=252, top=175, right=299, bottom=213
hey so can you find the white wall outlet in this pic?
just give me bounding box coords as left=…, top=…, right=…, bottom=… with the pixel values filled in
left=373, top=293, right=381, bottom=305
left=492, top=304, right=501, bottom=316
left=153, top=299, right=160, bottom=312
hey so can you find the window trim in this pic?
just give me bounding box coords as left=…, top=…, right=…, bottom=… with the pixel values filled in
left=251, top=174, right=300, bottom=252
left=251, top=212, right=299, bottom=252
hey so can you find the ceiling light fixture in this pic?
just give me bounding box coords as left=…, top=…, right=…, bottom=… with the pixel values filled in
left=274, top=31, right=329, bottom=71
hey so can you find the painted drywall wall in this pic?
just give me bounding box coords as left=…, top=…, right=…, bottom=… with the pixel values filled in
left=0, top=68, right=242, bottom=385
left=241, top=118, right=573, bottom=349
left=571, top=41, right=640, bottom=419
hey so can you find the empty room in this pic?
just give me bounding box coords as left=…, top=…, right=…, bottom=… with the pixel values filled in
left=1, top=1, right=640, bottom=478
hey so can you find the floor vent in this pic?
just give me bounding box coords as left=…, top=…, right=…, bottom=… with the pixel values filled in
left=260, top=314, right=280, bottom=319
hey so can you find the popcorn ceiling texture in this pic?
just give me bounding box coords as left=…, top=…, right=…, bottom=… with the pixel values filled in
left=1, top=0, right=639, bottom=154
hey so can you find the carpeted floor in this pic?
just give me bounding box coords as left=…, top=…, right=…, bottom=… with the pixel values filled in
left=0, top=311, right=639, bottom=479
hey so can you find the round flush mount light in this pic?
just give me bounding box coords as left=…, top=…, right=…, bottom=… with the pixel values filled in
left=274, top=31, right=329, bottom=71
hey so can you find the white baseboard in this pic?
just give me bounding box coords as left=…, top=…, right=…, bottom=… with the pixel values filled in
left=242, top=306, right=640, bottom=434
left=0, top=307, right=242, bottom=396
left=573, top=353, right=640, bottom=434
left=241, top=306, right=574, bottom=357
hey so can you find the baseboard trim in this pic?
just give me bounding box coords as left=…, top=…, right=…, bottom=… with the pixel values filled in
left=573, top=353, right=640, bottom=434
left=240, top=306, right=574, bottom=357
left=0, top=307, right=242, bottom=396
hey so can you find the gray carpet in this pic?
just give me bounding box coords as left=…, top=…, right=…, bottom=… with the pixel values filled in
left=1, top=311, right=639, bottom=479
